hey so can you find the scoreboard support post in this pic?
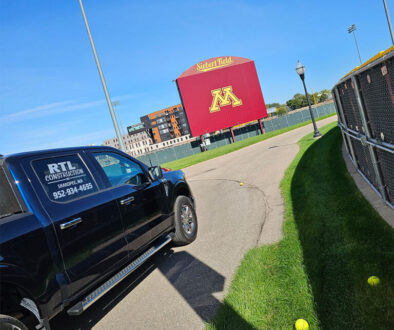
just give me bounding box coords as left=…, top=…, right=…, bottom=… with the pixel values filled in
left=230, top=127, right=236, bottom=143
left=200, top=135, right=207, bottom=152
left=258, top=118, right=264, bottom=134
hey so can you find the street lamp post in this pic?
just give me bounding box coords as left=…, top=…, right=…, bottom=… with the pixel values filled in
left=78, top=0, right=125, bottom=151
left=348, top=24, right=362, bottom=65
left=296, top=61, right=321, bottom=138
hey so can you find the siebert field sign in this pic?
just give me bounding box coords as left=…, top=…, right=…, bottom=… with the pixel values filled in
left=196, top=56, right=233, bottom=72
left=176, top=56, right=267, bottom=137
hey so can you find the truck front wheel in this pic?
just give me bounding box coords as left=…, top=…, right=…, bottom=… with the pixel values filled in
left=172, top=196, right=198, bottom=246
left=0, top=314, right=28, bottom=330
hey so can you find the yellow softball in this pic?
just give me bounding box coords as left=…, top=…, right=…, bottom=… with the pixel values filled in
left=239, top=182, right=244, bottom=186
left=295, top=319, right=309, bottom=330
left=368, top=276, right=380, bottom=286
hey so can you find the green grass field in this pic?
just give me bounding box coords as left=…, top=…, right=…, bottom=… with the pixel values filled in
left=207, top=123, right=394, bottom=329
left=162, top=113, right=335, bottom=170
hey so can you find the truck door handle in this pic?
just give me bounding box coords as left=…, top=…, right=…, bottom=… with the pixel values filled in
left=120, top=196, right=134, bottom=205
left=60, top=217, right=82, bottom=230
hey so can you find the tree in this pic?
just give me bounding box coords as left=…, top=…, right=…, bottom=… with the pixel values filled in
left=276, top=105, right=288, bottom=116
left=318, top=89, right=331, bottom=102
left=286, top=93, right=308, bottom=110
left=266, top=102, right=281, bottom=109
left=319, top=93, right=328, bottom=102
left=286, top=88, right=332, bottom=110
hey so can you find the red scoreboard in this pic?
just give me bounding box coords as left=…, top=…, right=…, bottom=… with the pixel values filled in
left=176, top=56, right=267, bottom=137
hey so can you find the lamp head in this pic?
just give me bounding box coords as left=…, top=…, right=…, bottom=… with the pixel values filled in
left=348, top=24, right=356, bottom=33
left=296, top=61, right=305, bottom=79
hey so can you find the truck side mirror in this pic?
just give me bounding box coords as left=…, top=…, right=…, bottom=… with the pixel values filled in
left=148, top=166, right=163, bottom=181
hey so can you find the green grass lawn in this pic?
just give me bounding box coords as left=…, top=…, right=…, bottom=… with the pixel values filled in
left=207, top=123, right=394, bottom=329
left=162, top=113, right=336, bottom=170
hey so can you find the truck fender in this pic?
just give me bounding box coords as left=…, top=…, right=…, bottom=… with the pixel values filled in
left=0, top=278, right=45, bottom=329
left=171, top=181, right=193, bottom=209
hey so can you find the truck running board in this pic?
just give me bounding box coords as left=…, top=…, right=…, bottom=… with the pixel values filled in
left=67, top=234, right=173, bottom=316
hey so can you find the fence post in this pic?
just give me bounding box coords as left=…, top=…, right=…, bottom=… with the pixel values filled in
left=351, top=75, right=387, bottom=202
left=172, top=147, right=178, bottom=160
left=333, top=87, right=358, bottom=167
left=333, top=88, right=347, bottom=125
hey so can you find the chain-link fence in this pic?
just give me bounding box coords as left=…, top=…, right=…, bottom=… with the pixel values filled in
left=333, top=46, right=394, bottom=209
left=136, top=101, right=336, bottom=167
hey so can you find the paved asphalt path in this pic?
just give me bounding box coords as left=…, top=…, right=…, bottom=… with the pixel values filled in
left=52, top=116, right=337, bottom=330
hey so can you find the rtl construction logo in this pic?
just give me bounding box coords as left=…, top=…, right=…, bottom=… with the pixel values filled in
left=209, top=86, right=242, bottom=113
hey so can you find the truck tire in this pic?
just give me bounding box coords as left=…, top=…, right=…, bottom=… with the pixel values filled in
left=172, top=196, right=198, bottom=246
left=0, top=315, right=28, bottom=330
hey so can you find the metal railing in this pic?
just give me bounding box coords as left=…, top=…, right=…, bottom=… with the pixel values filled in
left=333, top=46, right=394, bottom=209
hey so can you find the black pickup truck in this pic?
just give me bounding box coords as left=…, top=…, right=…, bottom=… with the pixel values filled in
left=0, top=146, right=197, bottom=330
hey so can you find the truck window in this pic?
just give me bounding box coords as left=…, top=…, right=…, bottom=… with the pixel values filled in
left=0, top=165, right=22, bottom=218
left=94, top=152, right=149, bottom=187
left=32, top=154, right=98, bottom=202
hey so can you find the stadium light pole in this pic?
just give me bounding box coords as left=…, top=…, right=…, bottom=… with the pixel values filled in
left=78, top=0, right=125, bottom=151
left=348, top=24, right=362, bottom=65
left=112, top=100, right=126, bottom=136
left=295, top=61, right=321, bottom=138
left=383, top=0, right=394, bottom=45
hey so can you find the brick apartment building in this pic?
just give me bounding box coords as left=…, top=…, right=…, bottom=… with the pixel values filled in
left=140, top=104, right=190, bottom=143
left=103, top=128, right=152, bottom=157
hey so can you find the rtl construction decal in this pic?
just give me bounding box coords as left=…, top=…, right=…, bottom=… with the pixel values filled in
left=33, top=155, right=98, bottom=202
left=176, top=56, right=267, bottom=136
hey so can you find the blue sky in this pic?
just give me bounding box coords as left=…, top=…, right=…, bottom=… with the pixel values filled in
left=0, top=0, right=392, bottom=155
